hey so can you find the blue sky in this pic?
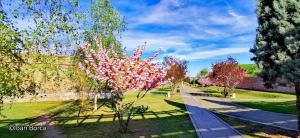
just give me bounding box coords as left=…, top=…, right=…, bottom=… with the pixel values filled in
left=110, top=0, right=257, bottom=77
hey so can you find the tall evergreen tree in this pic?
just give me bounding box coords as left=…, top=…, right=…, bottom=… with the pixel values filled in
left=250, top=0, right=300, bottom=134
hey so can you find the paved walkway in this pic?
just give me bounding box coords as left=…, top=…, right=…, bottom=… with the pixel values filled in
left=187, top=88, right=298, bottom=131
left=181, top=88, right=243, bottom=138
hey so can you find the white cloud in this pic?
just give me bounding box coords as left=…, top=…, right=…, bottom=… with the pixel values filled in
left=132, top=1, right=255, bottom=28
left=120, top=30, right=251, bottom=61
left=121, top=31, right=189, bottom=52
left=122, top=0, right=257, bottom=46
left=134, top=1, right=200, bottom=26
left=167, top=47, right=250, bottom=61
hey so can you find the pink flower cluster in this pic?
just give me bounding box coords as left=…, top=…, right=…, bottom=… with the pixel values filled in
left=198, top=78, right=214, bottom=86
left=79, top=40, right=167, bottom=92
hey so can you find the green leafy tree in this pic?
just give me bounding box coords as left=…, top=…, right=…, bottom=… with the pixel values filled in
left=0, top=23, right=38, bottom=117
left=250, top=0, right=300, bottom=134
left=84, top=0, right=126, bottom=55
left=1, top=0, right=125, bottom=116
left=1, top=0, right=125, bottom=79
left=0, top=23, right=22, bottom=103
left=1, top=0, right=84, bottom=95
left=196, top=68, right=209, bottom=79
left=239, top=64, right=258, bottom=77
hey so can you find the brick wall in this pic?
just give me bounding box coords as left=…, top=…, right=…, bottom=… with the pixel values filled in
left=237, top=77, right=295, bottom=93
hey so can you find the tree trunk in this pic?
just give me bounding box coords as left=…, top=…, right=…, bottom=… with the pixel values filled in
left=116, top=110, right=130, bottom=133
left=124, top=113, right=132, bottom=132
left=167, top=92, right=171, bottom=97
left=77, top=100, right=83, bottom=126
left=117, top=111, right=123, bottom=131
left=112, top=93, right=128, bottom=133
left=93, top=93, right=98, bottom=111
left=172, top=84, right=176, bottom=94
left=295, top=83, right=300, bottom=136
left=223, top=86, right=228, bottom=97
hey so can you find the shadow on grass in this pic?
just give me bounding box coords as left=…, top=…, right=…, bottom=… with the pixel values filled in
left=52, top=99, right=194, bottom=137
left=0, top=117, right=47, bottom=138
left=150, top=87, right=172, bottom=96
left=0, top=98, right=196, bottom=138
left=188, top=86, right=223, bottom=98
left=202, top=89, right=222, bottom=97
left=189, top=92, right=216, bottom=97
left=59, top=114, right=196, bottom=138
left=1, top=111, right=195, bottom=137
left=0, top=101, right=75, bottom=138
left=164, top=99, right=186, bottom=111
left=156, top=87, right=172, bottom=92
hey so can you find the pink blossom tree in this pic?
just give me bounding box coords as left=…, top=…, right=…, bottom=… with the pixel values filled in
left=209, top=57, right=247, bottom=97
left=163, top=56, right=188, bottom=94
left=79, top=40, right=167, bottom=132
left=198, top=78, right=214, bottom=86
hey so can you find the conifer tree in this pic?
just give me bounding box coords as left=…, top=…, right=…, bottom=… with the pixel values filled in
left=250, top=0, right=300, bottom=134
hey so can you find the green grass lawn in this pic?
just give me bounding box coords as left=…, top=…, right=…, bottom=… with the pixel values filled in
left=199, top=86, right=295, bottom=99
left=233, top=100, right=297, bottom=115
left=0, top=101, right=68, bottom=138
left=194, top=86, right=296, bottom=114
left=0, top=87, right=196, bottom=138
left=54, top=88, right=196, bottom=138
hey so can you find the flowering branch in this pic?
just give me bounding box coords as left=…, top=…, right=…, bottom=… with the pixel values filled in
left=79, top=40, right=167, bottom=93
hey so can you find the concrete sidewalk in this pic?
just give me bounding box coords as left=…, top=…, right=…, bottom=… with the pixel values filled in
left=181, top=88, right=243, bottom=138
left=188, top=90, right=298, bottom=131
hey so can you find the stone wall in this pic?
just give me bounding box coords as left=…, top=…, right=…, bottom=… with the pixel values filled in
left=3, top=91, right=112, bottom=103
